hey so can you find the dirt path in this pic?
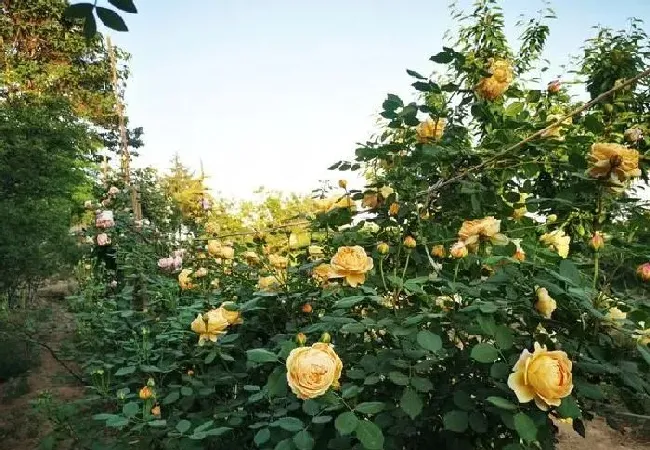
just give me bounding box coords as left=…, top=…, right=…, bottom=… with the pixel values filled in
left=0, top=281, right=84, bottom=450
left=556, top=417, right=648, bottom=450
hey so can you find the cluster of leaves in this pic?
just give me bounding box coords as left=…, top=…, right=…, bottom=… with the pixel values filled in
left=64, top=0, right=137, bottom=37
left=60, top=1, right=650, bottom=450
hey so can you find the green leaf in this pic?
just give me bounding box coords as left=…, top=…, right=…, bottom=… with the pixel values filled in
left=400, top=388, right=423, bottom=419
left=469, top=411, right=488, bottom=433
left=453, top=391, right=473, bottom=411
left=247, top=348, right=278, bottom=363
left=495, top=326, right=514, bottom=350
left=271, top=417, right=304, bottom=432
left=114, top=365, right=136, bottom=376
left=388, top=371, right=409, bottom=386
left=312, top=415, right=332, bottom=424
left=556, top=396, right=581, bottom=419
left=122, top=402, right=139, bottom=418
left=430, top=51, right=454, bottom=63
left=559, top=259, right=581, bottom=285
left=443, top=410, right=468, bottom=432
left=505, top=102, right=524, bottom=117
left=106, top=415, right=129, bottom=428
left=486, top=396, right=518, bottom=411
left=471, top=343, right=499, bottom=363
left=637, top=344, right=650, bottom=366
left=354, top=420, right=384, bottom=450
left=334, top=411, right=359, bottom=435
left=302, top=400, right=321, bottom=416
left=83, top=14, right=97, bottom=39
left=163, top=391, right=180, bottom=405
left=147, top=419, right=167, bottom=427
left=416, top=330, right=442, bottom=352
left=274, top=438, right=293, bottom=450
left=204, top=350, right=217, bottom=364
left=205, top=427, right=231, bottom=436
left=95, top=7, right=129, bottom=31
left=181, top=386, right=193, bottom=396
left=406, top=69, right=426, bottom=80
left=176, top=420, right=191, bottom=434
left=576, top=381, right=604, bottom=400
left=334, top=296, right=365, bottom=308
left=194, top=420, right=214, bottom=433
left=355, top=402, right=385, bottom=415
left=514, top=412, right=537, bottom=442
left=410, top=376, right=433, bottom=392
left=63, top=3, right=93, bottom=18
left=293, top=430, right=314, bottom=450
left=108, top=0, right=138, bottom=13
left=341, top=322, right=366, bottom=333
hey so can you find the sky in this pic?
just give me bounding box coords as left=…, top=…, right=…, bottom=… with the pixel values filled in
left=108, top=0, right=650, bottom=200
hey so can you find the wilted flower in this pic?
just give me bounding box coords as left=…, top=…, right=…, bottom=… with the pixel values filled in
left=624, top=127, right=643, bottom=143
left=547, top=79, right=561, bottom=94
left=190, top=309, right=229, bottom=345
left=96, top=233, right=111, bottom=246
left=431, top=245, right=446, bottom=258
left=507, top=343, right=573, bottom=410
left=588, top=143, right=641, bottom=188
left=476, top=58, right=513, bottom=100
left=338, top=179, right=348, bottom=189
left=636, top=262, right=650, bottom=282
left=286, top=343, right=342, bottom=400
left=362, top=191, right=378, bottom=209
left=416, top=118, right=446, bottom=143
left=328, top=246, right=374, bottom=287
left=535, top=287, right=557, bottom=318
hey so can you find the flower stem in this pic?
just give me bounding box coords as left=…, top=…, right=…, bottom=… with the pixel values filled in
left=453, top=261, right=460, bottom=283
left=592, top=252, right=599, bottom=290
left=379, top=257, right=388, bottom=292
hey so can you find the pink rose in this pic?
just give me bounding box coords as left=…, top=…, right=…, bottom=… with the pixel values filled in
left=172, top=249, right=186, bottom=259
left=95, top=211, right=115, bottom=228
left=108, top=186, right=120, bottom=195
left=172, top=256, right=183, bottom=270
left=158, top=257, right=173, bottom=270
left=96, top=233, right=111, bottom=246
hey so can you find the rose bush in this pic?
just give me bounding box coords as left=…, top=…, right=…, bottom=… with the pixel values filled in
left=62, top=2, right=650, bottom=450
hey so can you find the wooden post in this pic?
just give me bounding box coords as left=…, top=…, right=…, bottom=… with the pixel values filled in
left=106, top=36, right=141, bottom=221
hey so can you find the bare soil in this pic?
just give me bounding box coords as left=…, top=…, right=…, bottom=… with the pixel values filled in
left=556, top=417, right=649, bottom=450
left=0, top=281, right=84, bottom=450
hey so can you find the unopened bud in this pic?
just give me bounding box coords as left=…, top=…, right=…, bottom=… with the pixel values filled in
left=430, top=245, right=446, bottom=258
left=404, top=236, right=417, bottom=249
left=320, top=332, right=331, bottom=344
left=590, top=232, right=605, bottom=251
left=547, top=214, right=557, bottom=223
left=547, top=80, right=561, bottom=94
left=624, top=128, right=643, bottom=143
left=338, top=179, right=348, bottom=189
left=637, top=263, right=650, bottom=282
left=301, top=303, right=313, bottom=313
left=377, top=242, right=389, bottom=255
left=296, top=333, right=307, bottom=346
left=389, top=202, right=400, bottom=216
left=146, top=377, right=155, bottom=387
left=450, top=241, right=468, bottom=259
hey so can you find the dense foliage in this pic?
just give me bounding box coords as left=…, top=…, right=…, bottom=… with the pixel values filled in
left=54, top=2, right=650, bottom=450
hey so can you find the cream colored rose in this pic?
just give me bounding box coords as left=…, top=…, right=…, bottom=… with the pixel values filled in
left=633, top=328, right=650, bottom=345
left=190, top=309, right=229, bottom=345
left=588, top=143, right=641, bottom=185
left=195, top=267, right=208, bottom=278
left=207, top=240, right=222, bottom=257
left=286, top=342, right=343, bottom=400
left=535, top=287, right=557, bottom=318
left=416, top=118, right=446, bottom=143
left=312, top=263, right=332, bottom=284
left=457, top=216, right=507, bottom=248
left=289, top=231, right=311, bottom=249
left=269, top=254, right=289, bottom=269
left=328, top=246, right=374, bottom=287
left=507, top=342, right=573, bottom=410
left=540, top=230, right=570, bottom=258
left=308, top=245, right=324, bottom=258
left=450, top=241, right=468, bottom=259
left=178, top=269, right=194, bottom=290
left=243, top=251, right=260, bottom=264
left=606, top=307, right=626, bottom=321
left=219, top=245, right=235, bottom=259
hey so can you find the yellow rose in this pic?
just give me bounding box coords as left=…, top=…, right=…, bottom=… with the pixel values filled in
left=286, top=342, right=343, bottom=400
left=540, top=115, right=572, bottom=139
left=178, top=269, right=194, bottom=290
left=139, top=386, right=153, bottom=400
left=258, top=275, right=281, bottom=292
left=219, top=245, right=235, bottom=259
left=588, top=143, right=641, bottom=188
left=314, top=197, right=336, bottom=213
left=190, top=309, right=229, bottom=345
left=507, top=342, right=573, bottom=410
left=403, top=236, right=417, bottom=249
left=243, top=251, right=260, bottom=264
left=210, top=278, right=220, bottom=289
left=535, top=287, right=557, bottom=318
left=379, top=186, right=394, bottom=199
left=388, top=202, right=400, bottom=216
left=540, top=230, right=570, bottom=258
left=217, top=302, right=243, bottom=325
left=632, top=328, right=650, bottom=345
left=328, top=246, right=374, bottom=287
left=476, top=58, right=513, bottom=100
left=269, top=254, right=289, bottom=269
left=312, top=263, right=333, bottom=284
left=416, top=118, right=446, bottom=143
left=207, top=240, right=222, bottom=257
left=458, top=216, right=507, bottom=248
left=605, top=307, right=626, bottom=321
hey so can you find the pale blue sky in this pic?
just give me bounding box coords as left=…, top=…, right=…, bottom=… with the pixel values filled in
left=108, top=0, right=649, bottom=199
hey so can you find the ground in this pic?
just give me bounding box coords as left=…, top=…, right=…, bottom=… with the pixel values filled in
left=0, top=281, right=647, bottom=450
